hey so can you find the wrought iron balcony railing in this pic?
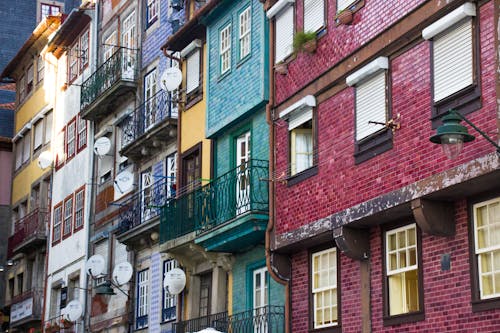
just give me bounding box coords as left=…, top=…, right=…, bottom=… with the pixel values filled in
left=7, top=208, right=48, bottom=257
left=117, top=178, right=176, bottom=235
left=172, top=306, right=285, bottom=333
left=80, top=48, right=138, bottom=111
left=120, top=90, right=178, bottom=148
left=160, top=159, right=268, bottom=244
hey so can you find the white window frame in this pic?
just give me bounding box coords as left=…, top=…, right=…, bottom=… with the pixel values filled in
left=44, top=111, right=52, bottom=144
left=136, top=269, right=149, bottom=329
left=22, top=130, right=31, bottom=163
left=186, top=49, right=201, bottom=94
left=273, top=4, right=294, bottom=64
left=74, top=188, right=85, bottom=230
left=33, top=119, right=44, bottom=152
left=53, top=203, right=62, bottom=243
left=80, top=30, right=90, bottom=72
left=77, top=116, right=87, bottom=152
left=66, top=119, right=76, bottom=159
left=162, top=259, right=178, bottom=321
left=147, top=0, right=159, bottom=27
left=239, top=6, right=251, bottom=60
left=312, top=247, right=338, bottom=329
left=220, top=24, right=232, bottom=75
left=63, top=195, right=73, bottom=237
left=304, top=0, right=325, bottom=33
left=337, top=0, right=356, bottom=13
left=473, top=197, right=500, bottom=300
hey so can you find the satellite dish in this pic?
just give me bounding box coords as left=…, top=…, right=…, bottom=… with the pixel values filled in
left=38, top=151, right=53, bottom=169
left=196, top=328, right=223, bottom=333
left=160, top=67, right=182, bottom=92
left=114, top=170, right=134, bottom=194
left=65, top=300, right=83, bottom=322
left=94, top=137, right=112, bottom=156
left=113, top=261, right=133, bottom=285
left=85, top=254, right=105, bottom=276
left=163, top=268, right=186, bottom=295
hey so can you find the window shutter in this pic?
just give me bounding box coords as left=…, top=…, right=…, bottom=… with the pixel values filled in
left=94, top=240, right=108, bottom=275
left=34, top=121, right=43, bottom=149
left=45, top=111, right=52, bottom=144
left=288, top=109, right=312, bottom=130
left=304, top=0, right=324, bottom=32
left=15, top=140, right=22, bottom=169
left=275, top=5, right=294, bottom=64
left=23, top=131, right=31, bottom=162
left=356, top=71, right=387, bottom=141
left=433, top=19, right=473, bottom=102
left=337, top=0, right=356, bottom=12
left=186, top=49, right=200, bottom=93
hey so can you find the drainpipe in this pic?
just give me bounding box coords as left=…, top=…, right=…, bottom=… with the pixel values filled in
left=264, top=5, right=291, bottom=333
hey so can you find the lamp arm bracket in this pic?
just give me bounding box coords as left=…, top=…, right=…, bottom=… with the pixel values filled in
left=449, top=110, right=500, bottom=153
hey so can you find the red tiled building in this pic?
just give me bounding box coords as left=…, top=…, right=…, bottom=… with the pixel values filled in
left=265, top=0, right=500, bottom=332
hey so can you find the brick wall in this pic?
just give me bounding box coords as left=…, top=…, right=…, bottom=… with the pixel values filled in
left=274, top=1, right=496, bottom=235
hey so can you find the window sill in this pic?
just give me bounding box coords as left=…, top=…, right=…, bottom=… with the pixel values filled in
left=472, top=297, right=500, bottom=312
left=309, top=326, right=341, bottom=333
left=383, top=311, right=424, bottom=326
left=431, top=84, right=481, bottom=128
left=334, top=0, right=365, bottom=26
left=236, top=53, right=252, bottom=68
left=185, top=92, right=203, bottom=110
left=287, top=165, right=318, bottom=187
left=354, top=129, right=393, bottom=164
left=217, top=69, right=232, bottom=82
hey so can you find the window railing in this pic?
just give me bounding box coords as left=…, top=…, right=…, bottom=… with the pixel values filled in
left=172, top=306, right=285, bottom=333
left=80, top=48, right=138, bottom=111
left=117, top=178, right=176, bottom=235
left=120, top=90, right=178, bottom=148
left=160, top=159, right=269, bottom=244
left=7, top=208, right=48, bottom=257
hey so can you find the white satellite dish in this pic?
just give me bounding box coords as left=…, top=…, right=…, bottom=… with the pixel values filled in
left=65, top=300, right=83, bottom=322
left=94, top=137, right=112, bottom=156
left=114, top=170, right=134, bottom=194
left=38, top=151, right=53, bottom=169
left=196, top=328, right=223, bottom=333
left=85, top=254, right=105, bottom=276
left=113, top=261, right=133, bottom=285
left=160, top=67, right=182, bottom=92
left=163, top=268, right=186, bottom=295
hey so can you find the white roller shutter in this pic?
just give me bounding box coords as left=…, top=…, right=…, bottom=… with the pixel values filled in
left=94, top=240, right=108, bottom=275
left=304, top=0, right=324, bottom=32
left=356, top=71, right=387, bottom=141
left=337, top=0, right=356, bottom=12
left=34, top=120, right=43, bottom=150
left=433, top=19, right=473, bottom=102
left=186, top=49, right=200, bottom=93
left=44, top=111, right=52, bottom=144
left=23, top=131, right=31, bottom=163
left=288, top=108, right=313, bottom=130
left=275, top=5, right=294, bottom=64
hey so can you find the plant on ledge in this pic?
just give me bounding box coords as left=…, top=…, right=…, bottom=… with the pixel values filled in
left=337, top=8, right=353, bottom=25
left=60, top=318, right=73, bottom=329
left=274, top=60, right=288, bottom=75
left=293, top=31, right=317, bottom=54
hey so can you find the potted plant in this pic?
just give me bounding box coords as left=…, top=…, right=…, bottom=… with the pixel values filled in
left=60, top=318, right=73, bottom=329
left=337, top=8, right=353, bottom=25
left=274, top=60, right=288, bottom=75
left=293, top=31, right=317, bottom=54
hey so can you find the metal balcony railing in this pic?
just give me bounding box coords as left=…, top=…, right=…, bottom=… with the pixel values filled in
left=117, top=178, right=176, bottom=235
left=7, top=208, right=48, bottom=257
left=120, top=90, right=178, bottom=148
left=160, top=159, right=268, bottom=244
left=173, top=311, right=228, bottom=333
left=173, top=306, right=285, bottom=333
left=9, top=288, right=43, bottom=324
left=80, top=48, right=138, bottom=111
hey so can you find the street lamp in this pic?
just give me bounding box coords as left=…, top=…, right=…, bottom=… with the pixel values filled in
left=430, top=109, right=500, bottom=160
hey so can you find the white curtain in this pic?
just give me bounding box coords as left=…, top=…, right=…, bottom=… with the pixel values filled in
left=295, top=131, right=313, bottom=173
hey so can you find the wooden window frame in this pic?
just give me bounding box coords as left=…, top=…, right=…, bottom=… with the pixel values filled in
left=382, top=221, right=425, bottom=326
left=66, top=117, right=77, bottom=161
left=62, top=194, right=74, bottom=239
left=76, top=116, right=87, bottom=153
left=52, top=202, right=63, bottom=245
left=37, top=54, right=44, bottom=84
left=68, top=39, right=79, bottom=83
left=73, top=186, right=85, bottom=232
left=308, top=244, right=341, bottom=333
left=469, top=190, right=500, bottom=312
left=79, top=30, right=90, bottom=73
left=146, top=0, right=159, bottom=28
left=180, top=143, right=202, bottom=190
left=430, top=16, right=481, bottom=128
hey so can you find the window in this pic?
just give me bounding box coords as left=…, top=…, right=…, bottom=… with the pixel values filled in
left=80, top=31, right=89, bottom=72
left=40, top=3, right=61, bottom=21
left=220, top=24, right=232, bottom=74
left=146, top=0, right=159, bottom=27
left=273, top=4, right=294, bottom=63
left=337, top=0, right=356, bottom=12
left=94, top=240, right=108, bottom=282
left=384, top=224, right=423, bottom=322
left=50, top=286, right=61, bottom=318
left=33, top=119, right=44, bottom=152
left=77, top=116, right=87, bottom=152
left=19, top=75, right=26, bottom=102
left=22, top=130, right=31, bottom=164
left=8, top=278, right=14, bottom=300
left=53, top=203, right=63, bottom=244
left=144, top=69, right=158, bottom=129
left=45, top=111, right=52, bottom=144
left=104, top=32, right=117, bottom=61
left=74, top=187, right=85, bottom=231
left=422, top=3, right=479, bottom=121
left=304, top=0, right=325, bottom=32
left=239, top=7, right=251, bottom=60
left=279, top=95, right=316, bottom=180
left=68, top=276, right=80, bottom=301
left=15, top=138, right=23, bottom=170
left=37, top=54, right=44, bottom=84
left=136, top=269, right=149, bottom=329
left=473, top=197, right=500, bottom=300
left=63, top=195, right=73, bottom=238
left=66, top=119, right=76, bottom=160
left=186, top=49, right=201, bottom=96
left=166, top=153, right=177, bottom=199
left=163, top=259, right=178, bottom=322
left=31, top=184, right=41, bottom=210
left=26, top=64, right=34, bottom=95
left=199, top=272, right=212, bottom=317
left=55, top=129, right=65, bottom=169
left=17, top=273, right=24, bottom=295
left=346, top=57, right=392, bottom=163
left=311, top=247, right=339, bottom=329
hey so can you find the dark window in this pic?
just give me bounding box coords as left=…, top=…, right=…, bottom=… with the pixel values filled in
left=199, top=272, right=212, bottom=317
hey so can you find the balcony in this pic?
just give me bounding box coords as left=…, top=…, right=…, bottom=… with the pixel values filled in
left=8, top=288, right=43, bottom=327
left=116, top=178, right=175, bottom=248
left=119, top=90, right=178, bottom=161
left=173, top=306, right=285, bottom=333
left=160, top=159, right=269, bottom=253
left=80, top=48, right=138, bottom=121
left=7, top=208, right=48, bottom=257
